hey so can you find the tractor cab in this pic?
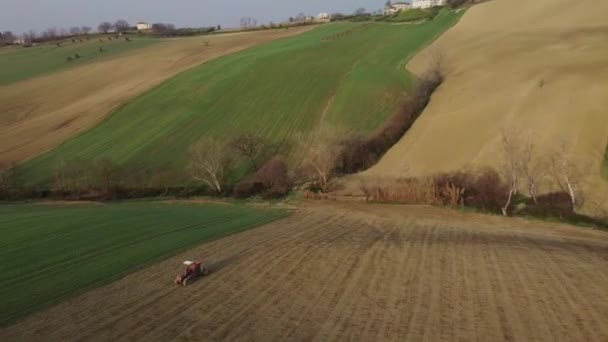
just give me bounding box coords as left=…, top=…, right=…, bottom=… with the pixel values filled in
left=174, top=260, right=209, bottom=286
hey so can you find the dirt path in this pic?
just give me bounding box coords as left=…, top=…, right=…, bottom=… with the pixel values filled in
left=2, top=202, right=607, bottom=341
left=0, top=27, right=313, bottom=165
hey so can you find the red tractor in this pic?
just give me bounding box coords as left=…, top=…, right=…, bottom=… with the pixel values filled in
left=174, top=261, right=209, bottom=286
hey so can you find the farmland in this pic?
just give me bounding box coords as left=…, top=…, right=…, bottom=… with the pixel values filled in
left=0, top=37, right=158, bottom=85
left=364, top=0, right=608, bottom=211
left=0, top=202, right=287, bottom=325
left=17, top=10, right=464, bottom=185
left=603, top=144, right=608, bottom=180
left=2, top=202, right=607, bottom=341
left=0, top=27, right=313, bottom=165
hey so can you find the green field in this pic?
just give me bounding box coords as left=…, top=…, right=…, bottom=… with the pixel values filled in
left=0, top=37, right=158, bottom=85
left=20, top=10, right=464, bottom=185
left=0, top=202, right=286, bottom=325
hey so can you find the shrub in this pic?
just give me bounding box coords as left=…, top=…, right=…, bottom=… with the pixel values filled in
left=435, top=169, right=508, bottom=213
left=521, top=192, right=574, bottom=218
left=447, top=0, right=469, bottom=8
left=234, top=157, right=291, bottom=199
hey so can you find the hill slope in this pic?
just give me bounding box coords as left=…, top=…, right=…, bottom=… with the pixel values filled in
left=19, top=12, right=464, bottom=185
left=0, top=37, right=158, bottom=85
left=366, top=0, right=608, bottom=209
left=0, top=28, right=312, bottom=165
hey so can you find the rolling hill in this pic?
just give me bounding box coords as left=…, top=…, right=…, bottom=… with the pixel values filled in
left=0, top=28, right=313, bottom=166
left=0, top=37, right=158, bottom=85
left=364, top=0, right=608, bottom=211
left=17, top=11, right=464, bottom=185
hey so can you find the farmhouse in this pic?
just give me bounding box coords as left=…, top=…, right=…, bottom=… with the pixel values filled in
left=136, top=22, right=152, bottom=30
left=411, top=0, right=447, bottom=9
left=318, top=12, right=330, bottom=20
left=385, top=2, right=411, bottom=15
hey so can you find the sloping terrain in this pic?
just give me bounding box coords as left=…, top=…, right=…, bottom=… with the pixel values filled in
left=0, top=27, right=312, bottom=165
left=0, top=37, right=159, bottom=85
left=366, top=0, right=608, bottom=207
left=16, top=12, right=464, bottom=185
left=1, top=202, right=607, bottom=341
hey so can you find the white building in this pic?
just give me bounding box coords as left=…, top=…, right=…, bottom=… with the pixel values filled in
left=318, top=12, right=330, bottom=20
left=411, top=0, right=447, bottom=9
left=136, top=22, right=152, bottom=30
left=385, top=2, right=411, bottom=15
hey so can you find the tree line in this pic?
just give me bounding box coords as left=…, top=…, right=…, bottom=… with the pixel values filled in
left=1, top=19, right=221, bottom=46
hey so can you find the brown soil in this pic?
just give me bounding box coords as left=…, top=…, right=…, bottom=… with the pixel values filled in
left=364, top=0, right=608, bottom=212
left=0, top=27, right=313, bottom=165
left=2, top=201, right=607, bottom=341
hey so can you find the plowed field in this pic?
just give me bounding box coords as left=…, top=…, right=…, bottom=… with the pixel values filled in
left=365, top=0, right=608, bottom=211
left=2, top=202, right=607, bottom=341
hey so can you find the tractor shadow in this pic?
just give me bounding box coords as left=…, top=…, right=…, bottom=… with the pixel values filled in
left=206, top=253, right=244, bottom=274
left=185, top=253, right=244, bottom=286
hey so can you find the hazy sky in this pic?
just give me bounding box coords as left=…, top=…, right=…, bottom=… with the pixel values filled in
left=1, top=0, right=387, bottom=34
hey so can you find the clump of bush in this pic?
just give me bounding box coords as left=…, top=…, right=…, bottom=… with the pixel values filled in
left=517, top=192, right=574, bottom=218
left=234, top=157, right=291, bottom=199
left=362, top=168, right=508, bottom=213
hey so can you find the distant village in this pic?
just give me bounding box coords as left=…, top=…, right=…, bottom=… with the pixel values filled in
left=384, top=0, right=448, bottom=14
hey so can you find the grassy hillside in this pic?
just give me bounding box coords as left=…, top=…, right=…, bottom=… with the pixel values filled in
left=20, top=10, right=464, bottom=185
left=0, top=37, right=158, bottom=85
left=0, top=202, right=286, bottom=325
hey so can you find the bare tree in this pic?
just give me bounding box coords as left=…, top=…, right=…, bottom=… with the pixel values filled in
left=151, top=23, right=176, bottom=35
left=548, top=142, right=586, bottom=210
left=295, top=13, right=306, bottom=22
left=295, top=129, right=342, bottom=192
left=42, top=27, right=58, bottom=40
left=53, top=160, right=88, bottom=194
left=23, top=30, right=37, bottom=43
left=0, top=31, right=15, bottom=45
left=98, top=22, right=112, bottom=33
left=354, top=8, right=367, bottom=16
left=517, top=136, right=543, bottom=204
left=0, top=162, right=17, bottom=193
left=240, top=17, right=258, bottom=28
left=69, top=26, right=81, bottom=36
left=331, top=13, right=346, bottom=21
left=81, top=26, right=92, bottom=35
left=93, top=158, right=118, bottom=196
left=230, top=132, right=265, bottom=169
left=500, top=132, right=520, bottom=216
left=189, top=137, right=231, bottom=194
left=113, top=19, right=130, bottom=32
